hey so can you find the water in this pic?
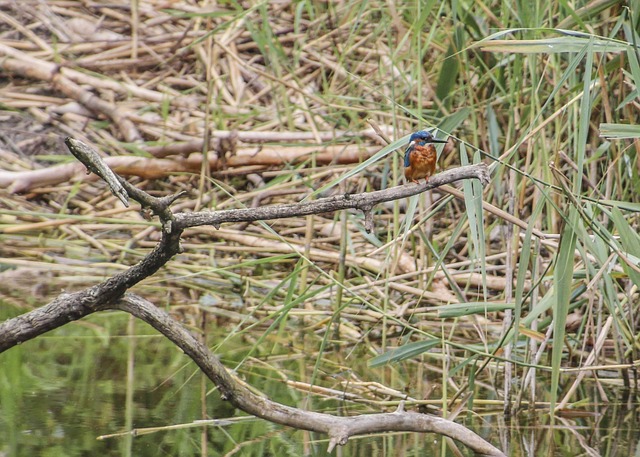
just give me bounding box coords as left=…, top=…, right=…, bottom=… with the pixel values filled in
left=2, top=307, right=640, bottom=456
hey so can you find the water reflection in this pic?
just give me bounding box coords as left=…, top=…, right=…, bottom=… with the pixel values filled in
left=2, top=308, right=640, bottom=456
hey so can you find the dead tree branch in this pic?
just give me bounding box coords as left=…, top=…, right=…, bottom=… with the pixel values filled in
left=173, top=163, right=490, bottom=231
left=0, top=138, right=502, bottom=456
left=116, top=294, right=503, bottom=456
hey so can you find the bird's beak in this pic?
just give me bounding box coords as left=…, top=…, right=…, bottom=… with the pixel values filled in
left=429, top=138, right=449, bottom=144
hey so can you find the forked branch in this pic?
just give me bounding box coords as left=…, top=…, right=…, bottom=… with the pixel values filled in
left=0, top=138, right=501, bottom=456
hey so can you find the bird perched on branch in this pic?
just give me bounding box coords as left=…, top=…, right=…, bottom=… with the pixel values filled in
left=404, top=130, right=449, bottom=184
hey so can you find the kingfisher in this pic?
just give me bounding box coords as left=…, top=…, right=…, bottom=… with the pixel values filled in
left=404, top=130, right=448, bottom=184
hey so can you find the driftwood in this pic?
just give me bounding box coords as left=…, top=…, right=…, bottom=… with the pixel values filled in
left=0, top=139, right=503, bottom=456
left=0, top=143, right=379, bottom=194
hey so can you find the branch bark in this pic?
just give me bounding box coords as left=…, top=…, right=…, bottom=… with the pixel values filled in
left=0, top=228, right=182, bottom=353
left=173, top=164, right=490, bottom=231
left=116, top=294, right=504, bottom=456
left=0, top=139, right=501, bottom=455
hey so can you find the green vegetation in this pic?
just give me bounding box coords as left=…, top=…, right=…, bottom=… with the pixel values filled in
left=1, top=0, right=639, bottom=455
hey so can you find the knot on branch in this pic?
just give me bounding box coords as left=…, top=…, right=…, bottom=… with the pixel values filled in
left=359, top=204, right=374, bottom=233
left=327, top=428, right=350, bottom=452
left=477, top=163, right=491, bottom=185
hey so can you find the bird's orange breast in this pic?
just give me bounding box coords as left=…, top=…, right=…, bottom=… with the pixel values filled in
left=405, top=144, right=437, bottom=182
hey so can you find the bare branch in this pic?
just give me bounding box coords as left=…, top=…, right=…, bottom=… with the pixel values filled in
left=115, top=294, right=505, bottom=457
left=174, top=164, right=490, bottom=230
left=0, top=228, right=182, bottom=353
left=64, top=138, right=185, bottom=227
left=65, top=137, right=130, bottom=207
